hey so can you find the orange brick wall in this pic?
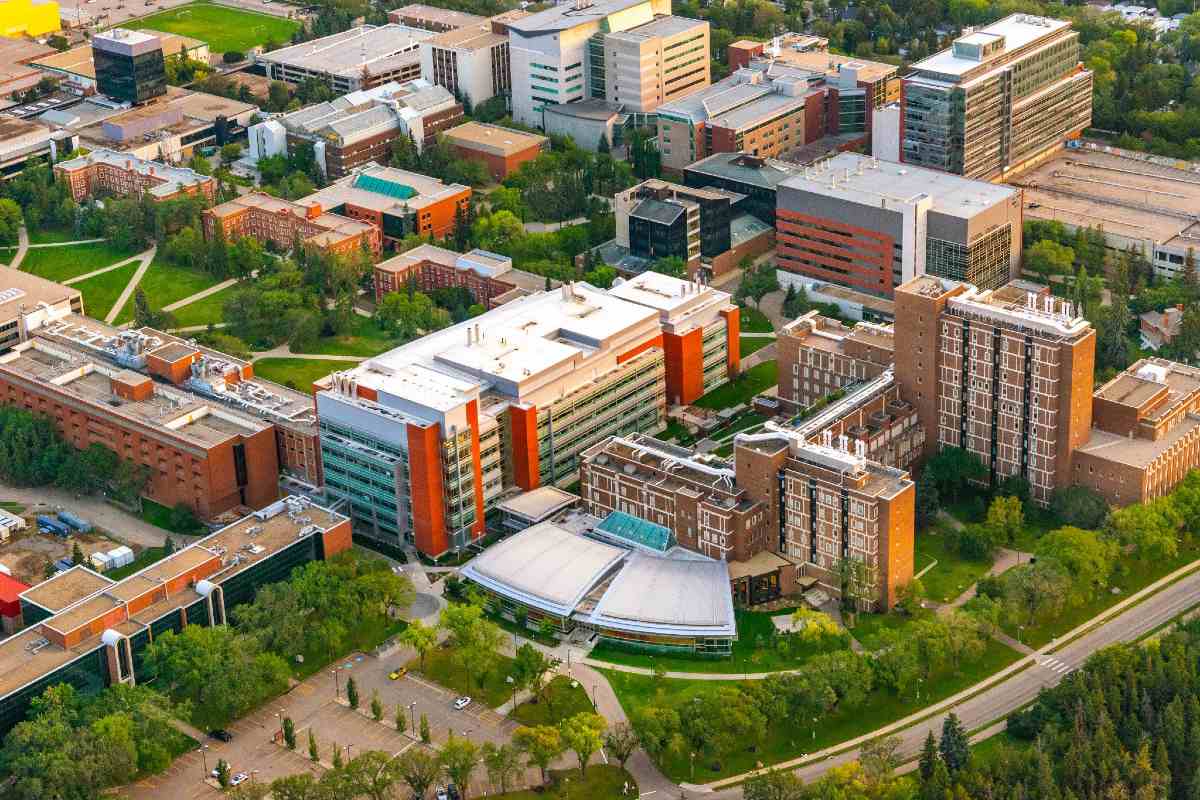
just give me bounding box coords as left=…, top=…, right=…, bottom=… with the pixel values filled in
left=466, top=400, right=486, bottom=538
left=617, top=334, right=663, bottom=365
left=720, top=306, right=740, bottom=378
left=321, top=518, right=354, bottom=558
left=663, top=328, right=704, bottom=405
left=509, top=404, right=540, bottom=491
left=407, top=421, right=449, bottom=557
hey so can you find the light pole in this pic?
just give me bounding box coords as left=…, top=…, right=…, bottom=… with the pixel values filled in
left=409, top=701, right=417, bottom=734
left=345, top=743, right=354, bottom=762
left=200, top=744, right=208, bottom=779
left=690, top=751, right=696, bottom=780
left=812, top=717, right=817, bottom=741
left=916, top=678, right=923, bottom=703
left=1017, top=625, right=1024, bottom=646
left=591, top=683, right=597, bottom=710
left=251, top=770, right=259, bottom=785
left=332, top=668, right=340, bottom=699
left=507, top=674, right=517, bottom=714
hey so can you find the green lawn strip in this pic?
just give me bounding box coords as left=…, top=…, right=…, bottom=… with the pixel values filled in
left=915, top=530, right=995, bottom=605
left=970, top=730, right=1033, bottom=762
left=140, top=499, right=205, bottom=536
left=20, top=241, right=139, bottom=282
left=123, top=1, right=300, bottom=52
left=28, top=226, right=87, bottom=245
left=0, top=501, right=24, bottom=513
left=303, top=314, right=402, bottom=358
left=74, top=261, right=140, bottom=321
left=739, top=305, right=773, bottom=332
left=297, top=617, right=407, bottom=681
left=408, top=644, right=517, bottom=708
left=694, top=361, right=778, bottom=410
left=588, top=608, right=848, bottom=675
left=169, top=282, right=238, bottom=328
left=510, top=675, right=594, bottom=726
left=1005, top=539, right=1200, bottom=649
left=600, top=639, right=1021, bottom=783
left=654, top=419, right=695, bottom=446
left=252, top=357, right=352, bottom=394
left=106, top=547, right=168, bottom=581
left=711, top=411, right=768, bottom=442
left=847, top=608, right=932, bottom=652
left=113, top=261, right=220, bottom=325
left=491, top=766, right=635, bottom=799
left=484, top=608, right=558, bottom=648
left=739, top=336, right=774, bottom=357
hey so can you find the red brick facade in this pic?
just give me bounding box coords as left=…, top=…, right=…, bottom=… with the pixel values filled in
left=776, top=208, right=896, bottom=296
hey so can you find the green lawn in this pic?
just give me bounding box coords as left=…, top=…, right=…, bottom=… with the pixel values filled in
left=253, top=357, right=353, bottom=393
left=113, top=261, right=221, bottom=324
left=510, top=675, right=594, bottom=725
left=169, top=283, right=238, bottom=329
left=140, top=499, right=206, bottom=535
left=124, top=1, right=300, bottom=52
left=491, top=766, right=635, bottom=799
left=739, top=305, right=773, bottom=332
left=28, top=226, right=87, bottom=245
left=694, top=361, right=778, bottom=410
left=74, top=261, right=140, bottom=320
left=407, top=644, right=517, bottom=708
left=846, top=608, right=931, bottom=652
left=20, top=241, right=139, bottom=282
left=107, top=546, right=168, bottom=581
left=600, top=638, right=1021, bottom=782
left=303, top=314, right=401, bottom=358
left=740, top=335, right=774, bottom=357
left=299, top=617, right=406, bottom=680
left=915, top=528, right=996, bottom=605
left=654, top=418, right=695, bottom=446
left=709, top=411, right=767, bottom=442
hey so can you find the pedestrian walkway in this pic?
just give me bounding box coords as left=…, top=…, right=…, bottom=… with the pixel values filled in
left=62, top=250, right=152, bottom=285
left=5, top=225, right=28, bottom=270
left=25, top=237, right=106, bottom=248
left=162, top=277, right=238, bottom=312
left=249, top=346, right=364, bottom=362
left=104, top=246, right=157, bottom=324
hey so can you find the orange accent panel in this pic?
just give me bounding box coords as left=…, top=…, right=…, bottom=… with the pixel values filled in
left=510, top=404, right=540, bottom=491
left=617, top=333, right=663, bottom=365
left=407, top=422, right=448, bottom=557
left=720, top=306, right=741, bottom=379
left=357, top=385, right=378, bottom=402
left=663, top=328, right=704, bottom=405
left=465, top=400, right=486, bottom=538
left=321, top=519, right=353, bottom=558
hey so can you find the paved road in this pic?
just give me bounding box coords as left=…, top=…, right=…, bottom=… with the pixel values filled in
left=0, top=482, right=188, bottom=549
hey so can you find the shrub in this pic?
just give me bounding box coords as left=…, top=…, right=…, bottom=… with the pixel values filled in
left=223, top=50, right=245, bottom=63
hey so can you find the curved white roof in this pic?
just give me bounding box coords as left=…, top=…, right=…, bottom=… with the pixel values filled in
left=588, top=551, right=735, bottom=637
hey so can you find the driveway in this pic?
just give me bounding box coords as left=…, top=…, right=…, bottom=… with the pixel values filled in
left=0, top=481, right=189, bottom=549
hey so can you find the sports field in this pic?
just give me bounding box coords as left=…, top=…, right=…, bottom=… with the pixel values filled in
left=124, top=1, right=300, bottom=52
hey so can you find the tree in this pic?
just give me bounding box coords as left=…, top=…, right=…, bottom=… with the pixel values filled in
left=938, top=713, right=970, bottom=773
left=1050, top=485, right=1109, bottom=529
left=603, top=722, right=640, bottom=769
left=438, top=602, right=506, bottom=691
left=1107, top=498, right=1182, bottom=562
left=1004, top=561, right=1071, bottom=628
left=918, top=730, right=939, bottom=781
left=537, top=617, right=557, bottom=642
left=559, top=712, right=606, bottom=777
left=736, top=258, right=780, bottom=309
left=513, top=725, right=564, bottom=786
left=269, top=774, right=327, bottom=800
left=984, top=494, right=1024, bottom=547
left=1025, top=239, right=1075, bottom=282
left=220, top=143, right=243, bottom=162
left=1035, top=526, right=1119, bottom=602
left=512, top=643, right=556, bottom=706
left=743, top=767, right=804, bottom=800
left=309, top=729, right=319, bottom=761
left=216, top=758, right=231, bottom=788
left=789, top=608, right=841, bottom=642
left=916, top=469, right=940, bottom=529
left=71, top=541, right=84, bottom=566
left=395, top=704, right=406, bottom=734
left=370, top=690, right=382, bottom=721
left=347, top=677, right=360, bottom=710
left=439, top=734, right=480, bottom=799
left=648, top=256, right=687, bottom=278
left=283, top=716, right=296, bottom=750
left=420, top=713, right=431, bottom=743
left=481, top=742, right=522, bottom=794
left=0, top=199, right=22, bottom=246
left=332, top=742, right=343, bottom=769
left=925, top=447, right=988, bottom=503
left=400, top=619, right=438, bottom=670
left=396, top=746, right=441, bottom=800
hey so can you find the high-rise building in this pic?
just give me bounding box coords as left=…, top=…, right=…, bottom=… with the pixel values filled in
left=775, top=152, right=1022, bottom=297
left=92, top=29, right=166, bottom=105
left=902, top=14, right=1092, bottom=180
left=776, top=311, right=894, bottom=413
left=419, top=12, right=529, bottom=108
left=600, top=15, right=709, bottom=115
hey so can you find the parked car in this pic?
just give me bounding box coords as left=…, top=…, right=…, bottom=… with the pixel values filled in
left=453, top=696, right=471, bottom=711
left=435, top=787, right=449, bottom=800
left=231, top=772, right=249, bottom=786
left=208, top=729, right=233, bottom=742
left=388, top=667, right=408, bottom=680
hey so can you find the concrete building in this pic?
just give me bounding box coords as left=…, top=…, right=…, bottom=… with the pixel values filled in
left=0, top=37, right=56, bottom=98
left=0, top=118, right=76, bottom=180
left=776, top=311, right=894, bottom=413
left=278, top=80, right=463, bottom=178
left=315, top=273, right=737, bottom=558
left=902, top=14, right=1093, bottom=180
left=373, top=244, right=551, bottom=307
left=389, top=3, right=484, bottom=32
left=440, top=121, right=547, bottom=180
left=774, top=277, right=897, bottom=323
left=419, top=13, right=527, bottom=108
left=682, top=152, right=803, bottom=226
left=541, top=98, right=624, bottom=151
left=894, top=276, right=1096, bottom=505
left=775, top=152, right=1023, bottom=297
left=30, top=31, right=207, bottom=93
left=0, top=497, right=350, bottom=737
left=203, top=193, right=382, bottom=258
left=600, top=15, right=709, bottom=115
left=301, top=165, right=471, bottom=243
left=257, top=25, right=435, bottom=94
left=0, top=268, right=83, bottom=353
left=54, top=148, right=215, bottom=204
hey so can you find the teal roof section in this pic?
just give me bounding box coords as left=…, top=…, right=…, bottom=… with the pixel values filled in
left=594, top=511, right=673, bottom=552
left=353, top=173, right=417, bottom=200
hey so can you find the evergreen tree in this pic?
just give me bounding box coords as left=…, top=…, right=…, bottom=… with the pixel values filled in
left=939, top=713, right=970, bottom=773
left=282, top=716, right=296, bottom=750
left=916, top=469, right=940, bottom=529
left=308, top=729, right=319, bottom=762
left=346, top=676, right=359, bottom=710
left=332, top=742, right=343, bottom=769
left=420, top=713, right=431, bottom=743
left=921, top=757, right=951, bottom=800
left=919, top=730, right=938, bottom=781
left=71, top=542, right=84, bottom=566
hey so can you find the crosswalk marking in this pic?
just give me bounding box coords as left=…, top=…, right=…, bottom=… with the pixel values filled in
left=1038, top=656, right=1073, bottom=674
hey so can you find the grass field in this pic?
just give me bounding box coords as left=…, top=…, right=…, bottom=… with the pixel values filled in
left=20, top=241, right=138, bottom=282
left=740, top=335, right=774, bottom=357
left=408, top=644, right=516, bottom=708
left=27, top=227, right=87, bottom=245
left=694, top=361, right=778, bottom=410
left=510, top=676, right=594, bottom=726
left=74, top=261, right=139, bottom=320
left=124, top=1, right=300, bottom=52
left=915, top=527, right=996, bottom=605
left=140, top=499, right=206, bottom=535
left=304, top=315, right=401, bottom=358
left=113, top=261, right=221, bottom=324
left=492, top=766, right=635, bottom=799
left=169, top=282, right=238, bottom=328
left=253, top=357, right=353, bottom=392
left=739, top=305, right=773, bottom=332
left=601, top=638, right=1022, bottom=782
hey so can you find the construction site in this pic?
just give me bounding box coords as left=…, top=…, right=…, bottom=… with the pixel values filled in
left=1011, top=143, right=1200, bottom=281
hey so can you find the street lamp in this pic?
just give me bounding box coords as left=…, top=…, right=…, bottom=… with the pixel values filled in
left=409, top=701, right=417, bottom=735
left=331, top=668, right=340, bottom=699
left=200, top=744, right=209, bottom=779
left=812, top=717, right=817, bottom=741
left=916, top=678, right=923, bottom=703
left=345, top=743, right=354, bottom=762
left=690, top=751, right=696, bottom=780
left=507, top=674, right=517, bottom=714
left=1017, top=625, right=1024, bottom=646
left=591, top=683, right=597, bottom=710
left=251, top=770, right=259, bottom=785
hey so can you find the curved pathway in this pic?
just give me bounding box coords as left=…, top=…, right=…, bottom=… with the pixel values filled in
left=103, top=246, right=157, bottom=325
left=5, top=225, right=28, bottom=269
left=62, top=250, right=152, bottom=286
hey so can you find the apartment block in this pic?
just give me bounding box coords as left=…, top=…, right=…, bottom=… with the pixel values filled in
left=315, top=274, right=736, bottom=558
left=54, top=148, right=215, bottom=204
left=440, top=121, right=547, bottom=180
left=258, top=25, right=435, bottom=93
left=276, top=80, right=463, bottom=178
left=419, top=13, right=529, bottom=108
left=902, top=14, right=1092, bottom=180
left=776, top=311, right=894, bottom=413
left=775, top=152, right=1022, bottom=297
left=601, top=15, right=709, bottom=114
left=203, top=193, right=382, bottom=258
left=373, top=244, right=551, bottom=307
left=301, top=165, right=471, bottom=242
left=894, top=276, right=1095, bottom=505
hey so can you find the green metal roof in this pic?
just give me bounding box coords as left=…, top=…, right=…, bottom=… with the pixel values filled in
left=594, top=511, right=673, bottom=552
left=353, top=173, right=416, bottom=200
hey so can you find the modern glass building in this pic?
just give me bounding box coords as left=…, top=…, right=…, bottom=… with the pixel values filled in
left=92, top=28, right=167, bottom=105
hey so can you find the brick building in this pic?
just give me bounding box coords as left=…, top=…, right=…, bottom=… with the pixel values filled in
left=440, top=122, right=547, bottom=180
left=54, top=148, right=215, bottom=203
left=776, top=310, right=894, bottom=413
left=302, top=165, right=471, bottom=243
left=202, top=193, right=382, bottom=258
left=373, top=244, right=551, bottom=307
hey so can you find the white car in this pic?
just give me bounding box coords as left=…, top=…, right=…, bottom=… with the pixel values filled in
left=453, top=696, right=471, bottom=711
left=436, top=787, right=449, bottom=800
left=230, top=772, right=249, bottom=786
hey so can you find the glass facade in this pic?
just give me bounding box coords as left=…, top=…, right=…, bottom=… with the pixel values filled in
left=94, top=46, right=167, bottom=105
left=320, top=420, right=405, bottom=548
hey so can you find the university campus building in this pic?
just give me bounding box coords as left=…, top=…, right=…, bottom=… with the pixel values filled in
left=202, top=193, right=382, bottom=258
left=314, top=272, right=738, bottom=559
left=440, top=122, right=548, bottom=181
left=0, top=497, right=350, bottom=738
left=418, top=11, right=530, bottom=109
left=372, top=244, right=551, bottom=308
left=54, top=148, right=216, bottom=204
left=258, top=25, right=435, bottom=93
left=776, top=310, right=894, bottom=413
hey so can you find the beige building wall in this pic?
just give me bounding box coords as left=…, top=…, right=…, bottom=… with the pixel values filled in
left=605, top=18, right=708, bottom=114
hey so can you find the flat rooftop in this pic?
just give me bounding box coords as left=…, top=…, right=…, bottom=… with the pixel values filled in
left=765, top=48, right=896, bottom=83
left=389, top=3, right=485, bottom=28
left=495, top=486, right=579, bottom=521
left=259, top=25, right=433, bottom=78
left=209, top=192, right=376, bottom=237
left=659, top=70, right=808, bottom=128
left=1097, top=359, right=1200, bottom=424
left=506, top=0, right=651, bottom=34
left=584, top=433, right=746, bottom=506
left=588, top=550, right=735, bottom=635
left=803, top=279, right=897, bottom=316
left=685, top=152, right=803, bottom=190
left=1016, top=146, right=1200, bottom=249
left=911, top=14, right=1073, bottom=79
left=945, top=282, right=1091, bottom=340
left=0, top=266, right=81, bottom=320
left=607, top=14, right=705, bottom=41
left=304, top=164, right=468, bottom=215
left=31, top=31, right=204, bottom=79
left=20, top=566, right=113, bottom=613
left=1077, top=415, right=1200, bottom=469
left=424, top=22, right=508, bottom=51
left=442, top=121, right=547, bottom=157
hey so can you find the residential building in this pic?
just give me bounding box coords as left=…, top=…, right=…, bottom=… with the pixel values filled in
left=1140, top=306, right=1185, bottom=352
left=0, top=118, right=76, bottom=180
left=389, top=3, right=484, bottom=31
left=775, top=152, right=1022, bottom=297
left=277, top=80, right=463, bottom=178
left=419, top=13, right=529, bottom=108
left=373, top=244, right=551, bottom=307
left=301, top=164, right=471, bottom=243
left=776, top=311, right=894, bottom=413
left=682, top=152, right=803, bottom=226
left=257, top=25, right=435, bottom=94
left=91, top=28, right=167, bottom=105
left=0, top=497, right=350, bottom=737
left=31, top=31, right=207, bottom=93
left=894, top=276, right=1096, bottom=505
left=0, top=0, right=59, bottom=37
left=440, top=121, right=547, bottom=180
left=54, top=148, right=215, bottom=204
left=0, top=330, right=281, bottom=518
left=315, top=274, right=737, bottom=558
left=600, top=15, right=709, bottom=115
left=902, top=14, right=1093, bottom=180
left=203, top=193, right=382, bottom=258
left=505, top=0, right=671, bottom=128
left=0, top=268, right=83, bottom=353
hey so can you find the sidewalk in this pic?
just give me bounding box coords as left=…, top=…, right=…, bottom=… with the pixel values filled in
left=104, top=247, right=157, bottom=324
left=162, top=277, right=238, bottom=312
left=0, top=482, right=192, bottom=549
